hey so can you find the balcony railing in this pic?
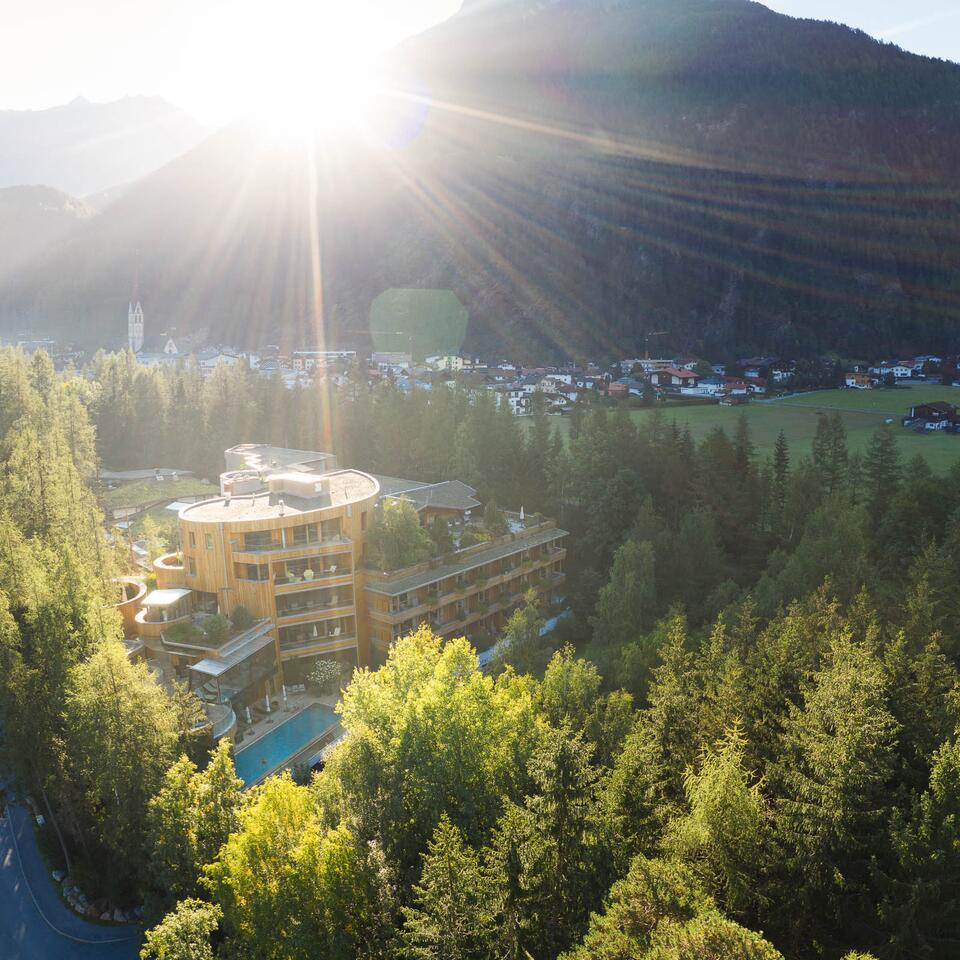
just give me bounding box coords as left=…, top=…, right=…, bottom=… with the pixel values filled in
left=277, top=598, right=353, bottom=620
left=203, top=702, right=237, bottom=740
left=241, top=534, right=351, bottom=555
left=279, top=633, right=357, bottom=654
left=274, top=549, right=351, bottom=579
left=365, top=523, right=566, bottom=598
left=136, top=608, right=191, bottom=627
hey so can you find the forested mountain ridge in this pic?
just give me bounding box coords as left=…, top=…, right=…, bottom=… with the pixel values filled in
left=0, top=185, right=96, bottom=274
left=1, top=1, right=959, bottom=357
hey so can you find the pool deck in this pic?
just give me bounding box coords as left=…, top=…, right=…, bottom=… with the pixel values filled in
left=233, top=693, right=344, bottom=787
left=234, top=689, right=331, bottom=746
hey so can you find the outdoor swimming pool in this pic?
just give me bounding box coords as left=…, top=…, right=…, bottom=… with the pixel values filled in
left=233, top=702, right=339, bottom=786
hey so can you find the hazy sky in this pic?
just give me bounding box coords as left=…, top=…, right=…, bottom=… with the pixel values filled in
left=0, top=0, right=461, bottom=122
left=1, top=0, right=957, bottom=122
left=763, top=1, right=960, bottom=63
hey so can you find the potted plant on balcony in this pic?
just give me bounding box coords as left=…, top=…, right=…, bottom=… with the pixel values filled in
left=303, top=568, right=315, bottom=581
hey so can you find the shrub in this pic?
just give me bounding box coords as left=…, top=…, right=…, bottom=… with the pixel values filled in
left=164, top=622, right=204, bottom=645
left=483, top=499, right=509, bottom=536
left=428, top=516, right=455, bottom=555
left=231, top=605, right=254, bottom=632
left=290, top=762, right=314, bottom=786
left=460, top=527, right=492, bottom=548
left=203, top=614, right=231, bottom=646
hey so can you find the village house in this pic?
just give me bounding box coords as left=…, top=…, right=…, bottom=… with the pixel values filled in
left=425, top=355, right=465, bottom=372
left=721, top=377, right=751, bottom=397
left=904, top=401, right=959, bottom=432
left=649, top=367, right=700, bottom=390
left=869, top=361, right=914, bottom=380
left=493, top=384, right=530, bottom=415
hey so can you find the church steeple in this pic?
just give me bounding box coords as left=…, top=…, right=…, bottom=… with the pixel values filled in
left=128, top=271, right=144, bottom=353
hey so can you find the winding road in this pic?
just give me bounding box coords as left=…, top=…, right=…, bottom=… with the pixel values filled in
left=0, top=805, right=140, bottom=959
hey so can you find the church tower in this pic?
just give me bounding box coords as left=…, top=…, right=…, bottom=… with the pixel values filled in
left=128, top=277, right=144, bottom=353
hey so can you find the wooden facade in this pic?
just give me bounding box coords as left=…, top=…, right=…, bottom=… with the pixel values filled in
left=134, top=452, right=569, bottom=696
left=149, top=470, right=379, bottom=692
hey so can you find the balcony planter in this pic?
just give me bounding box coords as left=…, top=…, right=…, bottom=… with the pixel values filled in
left=303, top=569, right=315, bottom=581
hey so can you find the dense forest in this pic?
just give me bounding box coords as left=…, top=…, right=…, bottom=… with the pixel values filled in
left=4, top=348, right=960, bottom=958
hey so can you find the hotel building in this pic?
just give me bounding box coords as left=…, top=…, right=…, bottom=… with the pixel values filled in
left=133, top=444, right=567, bottom=727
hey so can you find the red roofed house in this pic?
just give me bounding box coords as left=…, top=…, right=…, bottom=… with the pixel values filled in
left=649, top=367, right=700, bottom=389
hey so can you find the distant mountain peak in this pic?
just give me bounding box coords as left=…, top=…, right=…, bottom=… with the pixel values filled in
left=0, top=96, right=209, bottom=196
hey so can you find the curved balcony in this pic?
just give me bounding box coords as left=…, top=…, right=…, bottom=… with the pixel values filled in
left=109, top=577, right=147, bottom=639
left=135, top=607, right=192, bottom=642
left=154, top=552, right=186, bottom=589
left=202, top=702, right=238, bottom=741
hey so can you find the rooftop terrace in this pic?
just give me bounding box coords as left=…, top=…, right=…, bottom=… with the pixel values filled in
left=366, top=521, right=567, bottom=597
left=180, top=470, right=379, bottom=523
left=224, top=443, right=337, bottom=474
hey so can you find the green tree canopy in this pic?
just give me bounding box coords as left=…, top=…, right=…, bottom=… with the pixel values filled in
left=368, top=497, right=434, bottom=571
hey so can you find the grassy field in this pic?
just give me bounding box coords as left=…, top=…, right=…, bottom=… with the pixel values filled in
left=551, top=385, right=960, bottom=473
left=100, top=476, right=219, bottom=511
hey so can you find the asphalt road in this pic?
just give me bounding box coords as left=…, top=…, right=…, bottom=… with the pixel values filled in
left=0, top=805, right=141, bottom=959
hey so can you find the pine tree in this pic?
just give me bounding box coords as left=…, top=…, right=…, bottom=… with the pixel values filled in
left=883, top=738, right=960, bottom=959
left=402, top=815, right=496, bottom=960
left=591, top=538, right=657, bottom=645
left=771, top=632, right=900, bottom=948
left=509, top=726, right=606, bottom=959
left=864, top=425, right=901, bottom=520
left=663, top=723, right=768, bottom=921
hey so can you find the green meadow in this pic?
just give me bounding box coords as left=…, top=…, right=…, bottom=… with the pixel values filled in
left=553, top=385, right=960, bottom=473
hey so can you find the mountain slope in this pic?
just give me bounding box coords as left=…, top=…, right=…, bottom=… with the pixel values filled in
left=0, top=96, right=207, bottom=196
left=1, top=1, right=959, bottom=358
left=0, top=186, right=95, bottom=274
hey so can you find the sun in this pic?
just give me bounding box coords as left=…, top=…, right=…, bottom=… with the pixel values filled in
left=248, top=49, right=383, bottom=142
left=243, top=5, right=388, bottom=142
left=183, top=0, right=406, bottom=139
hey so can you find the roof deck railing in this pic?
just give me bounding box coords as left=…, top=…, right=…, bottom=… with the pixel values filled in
left=366, top=518, right=558, bottom=584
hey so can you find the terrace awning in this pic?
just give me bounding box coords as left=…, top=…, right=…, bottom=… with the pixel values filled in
left=190, top=631, right=275, bottom=679
left=142, top=587, right=192, bottom=607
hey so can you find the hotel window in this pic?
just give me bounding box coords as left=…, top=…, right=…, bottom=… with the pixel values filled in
left=189, top=532, right=196, bottom=548
left=361, top=510, right=367, bottom=531
left=205, top=533, right=214, bottom=549
left=320, top=518, right=341, bottom=541
left=188, top=557, right=197, bottom=576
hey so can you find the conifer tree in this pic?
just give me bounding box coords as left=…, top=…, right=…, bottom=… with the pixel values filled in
left=864, top=425, right=901, bottom=520
left=771, top=632, right=900, bottom=947
left=591, top=538, right=657, bottom=646
left=402, top=815, right=495, bottom=960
